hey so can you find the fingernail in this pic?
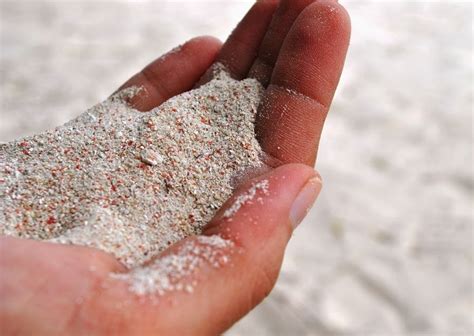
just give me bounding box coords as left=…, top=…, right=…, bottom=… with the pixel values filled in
left=289, top=174, right=322, bottom=229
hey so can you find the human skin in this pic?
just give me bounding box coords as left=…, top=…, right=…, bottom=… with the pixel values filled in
left=0, top=0, right=350, bottom=335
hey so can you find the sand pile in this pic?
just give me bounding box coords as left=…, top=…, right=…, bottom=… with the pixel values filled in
left=0, top=67, right=264, bottom=268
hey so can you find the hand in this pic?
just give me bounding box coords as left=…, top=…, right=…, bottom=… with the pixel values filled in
left=0, top=1, right=350, bottom=334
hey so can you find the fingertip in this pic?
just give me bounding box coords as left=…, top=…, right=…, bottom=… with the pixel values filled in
left=248, top=0, right=318, bottom=85
left=205, top=163, right=318, bottom=243
left=211, top=0, right=279, bottom=80
left=302, top=0, right=351, bottom=48
left=185, top=35, right=223, bottom=55
left=118, top=35, right=223, bottom=111
left=317, top=0, right=351, bottom=38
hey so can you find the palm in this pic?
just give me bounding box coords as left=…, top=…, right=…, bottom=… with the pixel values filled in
left=0, top=0, right=350, bottom=334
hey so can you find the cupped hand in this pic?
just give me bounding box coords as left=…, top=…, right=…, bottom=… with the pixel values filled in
left=0, top=1, right=350, bottom=335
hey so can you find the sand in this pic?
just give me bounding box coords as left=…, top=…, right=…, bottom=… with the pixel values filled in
left=112, top=235, right=234, bottom=296
left=0, top=67, right=264, bottom=269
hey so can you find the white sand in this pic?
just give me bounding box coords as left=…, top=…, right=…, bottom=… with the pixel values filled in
left=0, top=68, right=264, bottom=268
left=223, top=180, right=269, bottom=219
left=112, top=235, right=234, bottom=296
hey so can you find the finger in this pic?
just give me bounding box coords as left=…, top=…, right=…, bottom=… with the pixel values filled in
left=256, top=0, right=351, bottom=165
left=198, top=0, right=279, bottom=84
left=118, top=36, right=222, bottom=111
left=248, top=0, right=318, bottom=86
left=81, top=164, right=321, bottom=335
left=0, top=237, right=124, bottom=335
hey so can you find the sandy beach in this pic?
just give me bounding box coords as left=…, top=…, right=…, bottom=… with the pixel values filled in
left=1, top=1, right=472, bottom=335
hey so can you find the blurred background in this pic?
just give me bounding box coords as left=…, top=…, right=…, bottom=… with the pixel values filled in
left=0, top=0, right=472, bottom=335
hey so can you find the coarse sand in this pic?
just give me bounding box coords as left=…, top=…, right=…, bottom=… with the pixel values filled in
left=0, top=66, right=265, bottom=272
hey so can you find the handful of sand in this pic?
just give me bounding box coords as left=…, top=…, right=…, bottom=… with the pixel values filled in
left=0, top=67, right=264, bottom=268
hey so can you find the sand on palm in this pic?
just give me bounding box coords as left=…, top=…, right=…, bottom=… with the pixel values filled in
left=0, top=67, right=265, bottom=269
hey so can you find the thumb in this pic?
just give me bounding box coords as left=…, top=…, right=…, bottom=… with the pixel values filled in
left=96, top=164, right=321, bottom=335
left=202, top=163, right=322, bottom=328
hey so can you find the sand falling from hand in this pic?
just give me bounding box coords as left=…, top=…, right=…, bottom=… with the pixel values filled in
left=0, top=66, right=265, bottom=272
